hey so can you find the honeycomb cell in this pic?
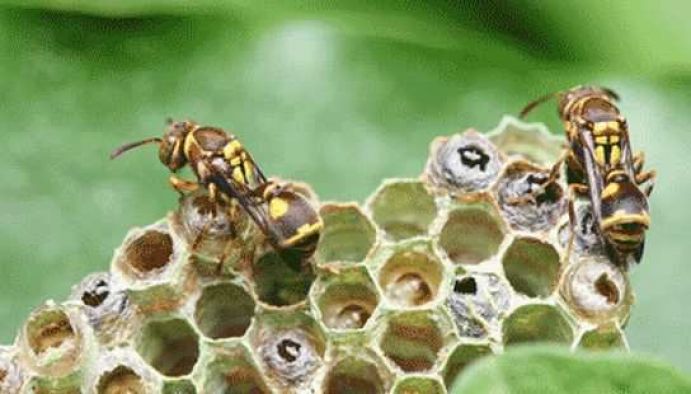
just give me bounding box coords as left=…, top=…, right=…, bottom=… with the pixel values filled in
left=253, top=251, right=315, bottom=307
left=488, top=116, right=563, bottom=167
left=194, top=282, right=255, bottom=339
left=112, top=220, right=189, bottom=313
left=446, top=273, right=512, bottom=338
left=136, top=318, right=199, bottom=377
left=502, top=304, right=574, bottom=346
left=369, top=180, right=437, bottom=240
left=379, top=311, right=448, bottom=373
left=578, top=323, right=627, bottom=351
left=495, top=161, right=565, bottom=232
left=424, top=130, right=503, bottom=193
left=315, top=267, right=379, bottom=330
left=19, top=304, right=86, bottom=379
left=251, top=312, right=325, bottom=388
left=175, top=189, right=255, bottom=275
left=202, top=345, right=270, bottom=394
left=96, top=366, right=146, bottom=394
left=439, top=197, right=505, bottom=265
left=393, top=376, right=445, bottom=394
left=378, top=246, right=443, bottom=308
left=69, top=272, right=132, bottom=346
left=122, top=228, right=174, bottom=276
left=316, top=203, right=376, bottom=265
left=162, top=379, right=197, bottom=394
left=502, top=237, right=561, bottom=298
left=323, top=350, right=391, bottom=394
left=560, top=255, right=631, bottom=323
left=442, top=344, right=493, bottom=389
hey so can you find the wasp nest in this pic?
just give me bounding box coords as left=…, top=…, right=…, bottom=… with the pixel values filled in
left=2, top=116, right=633, bottom=393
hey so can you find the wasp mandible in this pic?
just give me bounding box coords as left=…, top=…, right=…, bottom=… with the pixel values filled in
left=110, top=120, right=323, bottom=263
left=520, top=86, right=656, bottom=265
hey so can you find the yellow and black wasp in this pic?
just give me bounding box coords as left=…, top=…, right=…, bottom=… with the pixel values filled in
left=520, top=86, right=655, bottom=265
left=110, top=120, right=323, bottom=264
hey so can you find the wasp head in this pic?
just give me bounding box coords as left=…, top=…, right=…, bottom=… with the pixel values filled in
left=111, top=119, right=195, bottom=172
left=158, top=120, right=194, bottom=171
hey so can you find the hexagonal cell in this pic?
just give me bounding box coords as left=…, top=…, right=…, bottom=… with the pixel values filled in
left=316, top=203, right=376, bottom=265
left=379, top=310, right=450, bottom=373
left=116, top=223, right=177, bottom=278
left=174, top=189, right=256, bottom=275
left=96, top=366, right=146, bottom=394
left=194, top=282, right=256, bottom=340
left=135, top=318, right=199, bottom=378
left=502, top=304, right=574, bottom=346
left=424, top=130, right=504, bottom=193
left=162, top=379, right=197, bottom=394
left=253, top=251, right=315, bottom=307
left=488, top=116, right=563, bottom=167
left=69, top=272, right=132, bottom=346
left=494, top=161, right=566, bottom=232
left=369, top=180, right=438, bottom=240
left=446, top=273, right=512, bottom=338
left=315, top=267, right=380, bottom=330
left=111, top=220, right=189, bottom=312
left=502, top=237, right=561, bottom=298
left=439, top=197, right=505, bottom=265
left=250, top=311, right=326, bottom=388
left=0, top=347, right=23, bottom=393
left=322, top=349, right=391, bottom=394
left=560, top=255, right=631, bottom=323
left=442, top=343, right=493, bottom=389
left=378, top=245, right=444, bottom=308
left=393, top=376, right=445, bottom=394
left=19, top=304, right=86, bottom=379
left=578, top=323, right=627, bottom=351
left=202, top=345, right=270, bottom=394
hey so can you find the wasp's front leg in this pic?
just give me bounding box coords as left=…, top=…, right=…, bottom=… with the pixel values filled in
left=169, top=175, right=199, bottom=195
left=635, top=170, right=656, bottom=196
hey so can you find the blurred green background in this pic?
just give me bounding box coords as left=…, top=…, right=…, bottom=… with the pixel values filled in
left=1, top=0, right=690, bottom=374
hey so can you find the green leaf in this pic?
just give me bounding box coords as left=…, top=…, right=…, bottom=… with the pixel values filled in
left=450, top=346, right=691, bottom=394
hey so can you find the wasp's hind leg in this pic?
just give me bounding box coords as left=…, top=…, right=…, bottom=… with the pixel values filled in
left=635, top=170, right=656, bottom=197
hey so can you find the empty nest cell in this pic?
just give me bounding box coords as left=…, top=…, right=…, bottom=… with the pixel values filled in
left=136, top=318, right=199, bottom=377
left=194, top=282, right=256, bottom=339
left=439, top=199, right=505, bottom=265
left=369, top=181, right=438, bottom=240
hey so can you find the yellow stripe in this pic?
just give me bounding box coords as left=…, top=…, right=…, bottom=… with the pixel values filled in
left=281, top=220, right=323, bottom=247
left=232, top=167, right=245, bottom=184
left=269, top=197, right=289, bottom=219
left=600, top=213, right=650, bottom=230
left=601, top=182, right=620, bottom=199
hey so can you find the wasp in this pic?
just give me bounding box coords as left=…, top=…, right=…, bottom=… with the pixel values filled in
left=110, top=120, right=323, bottom=263
left=520, top=86, right=655, bottom=265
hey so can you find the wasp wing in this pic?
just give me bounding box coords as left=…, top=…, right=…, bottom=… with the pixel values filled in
left=578, top=126, right=606, bottom=229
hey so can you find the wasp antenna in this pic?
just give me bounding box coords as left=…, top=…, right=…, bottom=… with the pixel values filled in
left=165, top=117, right=174, bottom=125
left=519, top=91, right=561, bottom=119
left=110, top=137, right=162, bottom=160
left=600, top=87, right=620, bottom=102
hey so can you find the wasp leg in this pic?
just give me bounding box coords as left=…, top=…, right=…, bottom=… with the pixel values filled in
left=634, top=170, right=656, bottom=197
left=169, top=175, right=199, bottom=195
left=632, top=151, right=645, bottom=175
left=570, top=182, right=589, bottom=195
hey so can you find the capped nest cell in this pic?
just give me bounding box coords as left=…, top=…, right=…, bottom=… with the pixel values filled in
left=3, top=116, right=640, bottom=392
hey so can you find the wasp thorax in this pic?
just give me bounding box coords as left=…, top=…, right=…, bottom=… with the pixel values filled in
left=424, top=130, right=503, bottom=193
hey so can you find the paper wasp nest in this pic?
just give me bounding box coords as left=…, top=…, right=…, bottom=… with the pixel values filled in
left=2, top=117, right=633, bottom=393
